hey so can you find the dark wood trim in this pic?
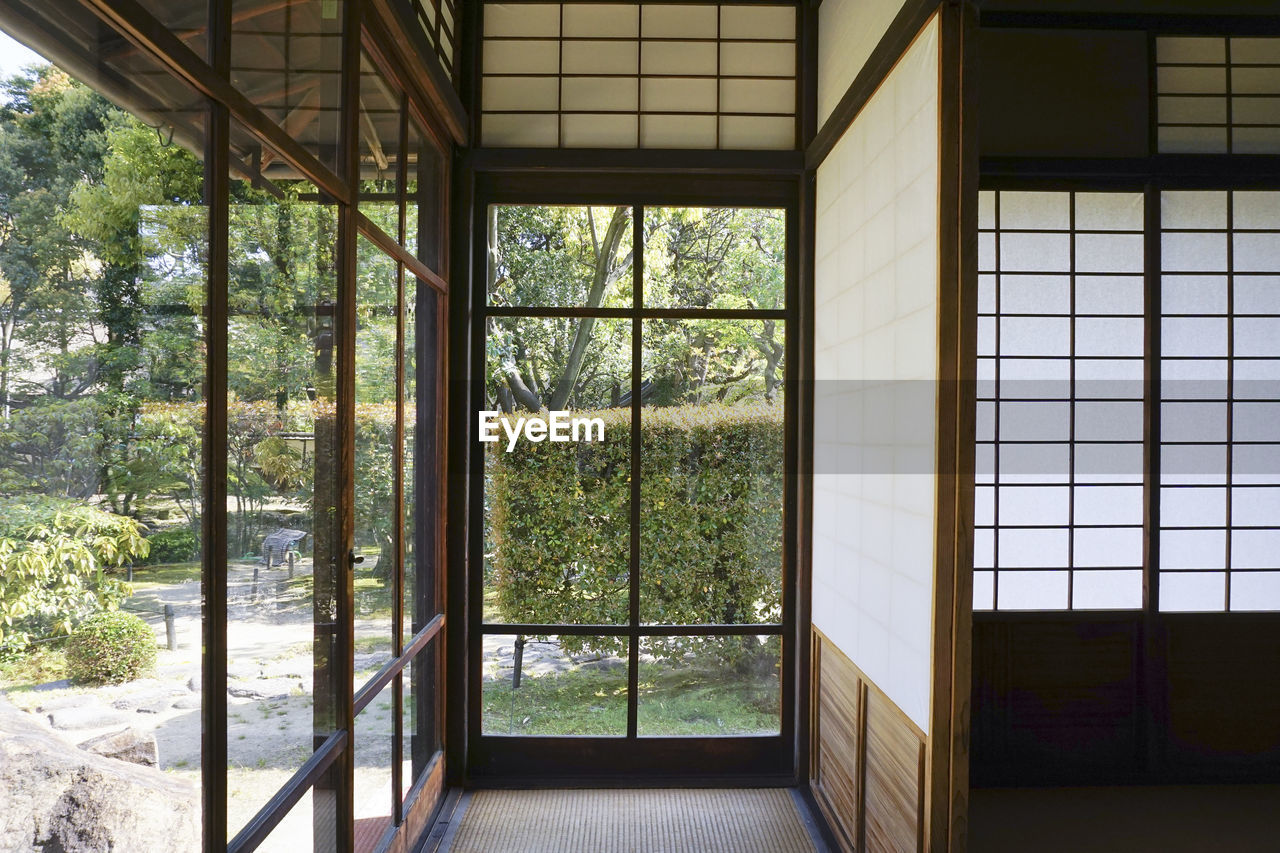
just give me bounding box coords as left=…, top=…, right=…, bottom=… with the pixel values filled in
left=981, top=155, right=1280, bottom=187
left=978, top=11, right=1280, bottom=35
left=805, top=0, right=940, bottom=170
left=226, top=731, right=349, bottom=853
left=465, top=178, right=801, bottom=783
left=354, top=615, right=446, bottom=715
left=467, top=147, right=804, bottom=176
left=365, top=0, right=469, bottom=146
left=479, top=623, right=784, bottom=636
left=201, top=6, right=230, bottom=844
left=335, top=2, right=363, bottom=850
left=943, top=4, right=978, bottom=851
left=356, top=212, right=450, bottom=293
left=469, top=736, right=792, bottom=784
left=795, top=168, right=816, bottom=786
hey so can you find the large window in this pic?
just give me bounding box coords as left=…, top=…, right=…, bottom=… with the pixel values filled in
left=0, top=1, right=453, bottom=851
left=977, top=188, right=1280, bottom=613
left=478, top=204, right=789, bottom=749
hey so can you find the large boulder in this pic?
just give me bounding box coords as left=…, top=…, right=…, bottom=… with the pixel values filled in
left=0, top=697, right=198, bottom=852
left=77, top=728, right=159, bottom=768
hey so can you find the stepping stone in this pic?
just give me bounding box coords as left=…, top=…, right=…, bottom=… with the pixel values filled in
left=171, top=695, right=201, bottom=710
left=227, top=678, right=303, bottom=701
left=111, top=690, right=180, bottom=715
left=48, top=707, right=130, bottom=731
left=35, top=694, right=95, bottom=713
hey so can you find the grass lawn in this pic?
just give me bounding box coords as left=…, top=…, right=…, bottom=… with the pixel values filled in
left=0, top=644, right=67, bottom=690
left=482, top=660, right=779, bottom=737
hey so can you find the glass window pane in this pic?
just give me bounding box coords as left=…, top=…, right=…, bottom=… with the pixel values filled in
left=0, top=42, right=207, bottom=850
left=354, top=682, right=395, bottom=853
left=640, top=319, right=784, bottom=625
left=643, top=207, right=785, bottom=310
left=358, top=52, right=402, bottom=236
left=482, top=634, right=629, bottom=735
left=637, top=635, right=781, bottom=736
left=226, top=122, right=340, bottom=839
left=231, top=0, right=345, bottom=175
left=407, top=121, right=444, bottom=267
left=404, top=639, right=442, bottom=802
left=488, top=205, right=634, bottom=307
left=483, top=316, right=632, bottom=626
left=353, top=236, right=398, bottom=673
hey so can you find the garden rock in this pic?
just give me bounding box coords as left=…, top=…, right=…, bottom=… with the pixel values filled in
left=46, top=706, right=130, bottom=731
left=172, top=695, right=201, bottom=710
left=77, top=728, right=159, bottom=767
left=0, top=698, right=198, bottom=852
left=111, top=688, right=180, bottom=714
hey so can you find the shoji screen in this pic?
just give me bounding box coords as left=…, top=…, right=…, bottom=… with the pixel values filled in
left=813, top=15, right=939, bottom=733
left=480, top=2, right=797, bottom=149
left=817, top=0, right=908, bottom=127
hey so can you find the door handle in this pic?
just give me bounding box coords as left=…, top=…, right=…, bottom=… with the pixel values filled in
left=348, top=550, right=365, bottom=569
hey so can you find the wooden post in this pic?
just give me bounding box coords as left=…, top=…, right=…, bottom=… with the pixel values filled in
left=512, top=635, right=526, bottom=690
left=288, top=550, right=295, bottom=579
left=164, top=604, right=176, bottom=651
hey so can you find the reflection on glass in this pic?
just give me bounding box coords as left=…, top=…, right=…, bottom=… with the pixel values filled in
left=640, top=319, right=785, bottom=625
left=644, top=207, right=784, bottom=310
left=354, top=236, right=398, bottom=669
left=407, top=120, right=442, bottom=265
left=225, top=124, right=339, bottom=839
left=483, top=317, right=632, bottom=625
left=0, top=53, right=208, bottom=851
left=404, top=639, right=442, bottom=802
left=231, top=0, right=345, bottom=174
left=482, top=635, right=628, bottom=735
left=637, top=635, right=781, bottom=736
left=488, top=205, right=634, bottom=307
left=353, top=683, right=395, bottom=853
left=358, top=52, right=401, bottom=236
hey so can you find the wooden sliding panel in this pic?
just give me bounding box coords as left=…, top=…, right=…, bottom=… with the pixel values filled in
left=811, top=633, right=862, bottom=851
left=811, top=1, right=972, bottom=849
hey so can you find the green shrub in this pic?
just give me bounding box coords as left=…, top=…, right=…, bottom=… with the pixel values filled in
left=140, top=527, right=200, bottom=565
left=65, top=611, right=157, bottom=685
left=488, top=402, right=783, bottom=663
left=0, top=498, right=147, bottom=658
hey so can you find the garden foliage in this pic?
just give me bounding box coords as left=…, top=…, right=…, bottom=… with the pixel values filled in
left=488, top=402, right=783, bottom=662
left=66, top=609, right=157, bottom=684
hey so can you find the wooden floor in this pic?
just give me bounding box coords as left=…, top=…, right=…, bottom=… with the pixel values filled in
left=970, top=784, right=1280, bottom=852
left=441, top=788, right=823, bottom=853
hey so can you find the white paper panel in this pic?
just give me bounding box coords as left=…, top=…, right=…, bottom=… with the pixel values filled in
left=720, top=5, right=795, bottom=40
left=1074, top=486, right=1143, bottom=526
left=482, top=76, right=559, bottom=112
left=484, top=39, right=559, bottom=74
left=1160, top=529, right=1227, bottom=570
left=642, top=4, right=716, bottom=38
left=482, top=113, right=558, bottom=147
left=1156, top=36, right=1225, bottom=64
left=1234, top=128, right=1280, bottom=154
left=561, top=113, right=637, bottom=147
left=817, top=0, right=909, bottom=126
left=1074, top=528, right=1143, bottom=568
left=1232, top=487, right=1280, bottom=526
left=485, top=4, right=559, bottom=36
left=998, top=571, right=1069, bottom=610
left=1073, top=570, right=1142, bottom=609
left=1160, top=571, right=1226, bottom=612
left=562, top=3, right=639, bottom=37
left=1075, top=193, right=1144, bottom=232
left=1159, top=126, right=1229, bottom=154
left=1231, top=529, right=1280, bottom=569
left=1230, top=572, right=1280, bottom=611
left=1232, top=37, right=1280, bottom=64
left=973, top=572, right=995, bottom=610
left=641, top=78, right=717, bottom=114
left=720, top=79, right=794, bottom=115
left=1000, top=191, right=1070, bottom=230
left=1162, top=487, right=1227, bottom=527
left=1158, top=65, right=1227, bottom=95
left=641, top=40, right=717, bottom=75
left=562, top=41, right=639, bottom=75
left=721, top=42, right=794, bottom=77
left=638, top=114, right=716, bottom=149
left=1159, top=96, right=1229, bottom=125
left=1076, top=276, right=1144, bottom=315
left=719, top=116, right=794, bottom=149
left=561, top=77, right=639, bottom=112
left=813, top=17, right=938, bottom=731
left=1233, top=192, right=1280, bottom=229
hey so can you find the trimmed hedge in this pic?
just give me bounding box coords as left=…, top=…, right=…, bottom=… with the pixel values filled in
left=66, top=610, right=157, bottom=685
left=140, top=527, right=200, bottom=565
left=488, top=403, right=783, bottom=660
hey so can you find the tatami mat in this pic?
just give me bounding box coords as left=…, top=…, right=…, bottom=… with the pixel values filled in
left=444, top=788, right=819, bottom=853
